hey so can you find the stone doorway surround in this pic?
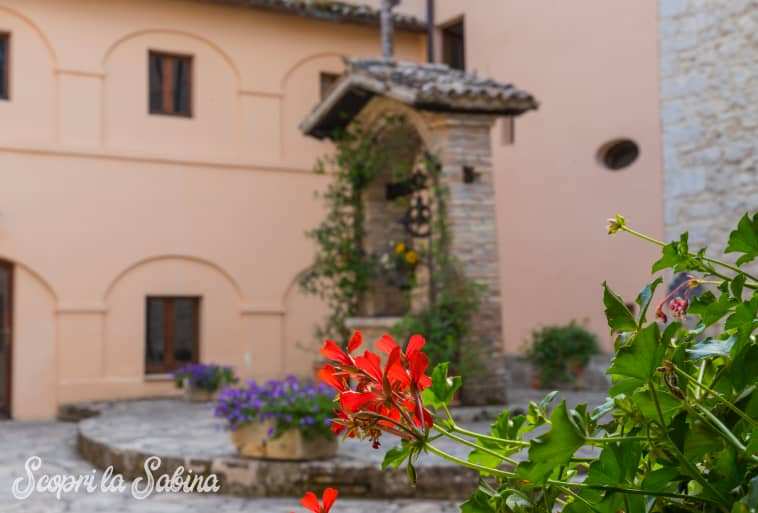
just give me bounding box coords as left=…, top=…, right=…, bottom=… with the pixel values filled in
left=300, top=59, right=538, bottom=404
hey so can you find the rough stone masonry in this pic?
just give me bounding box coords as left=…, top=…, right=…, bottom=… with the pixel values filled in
left=659, top=0, right=758, bottom=253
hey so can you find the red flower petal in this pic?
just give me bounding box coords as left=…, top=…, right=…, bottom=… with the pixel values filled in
left=408, top=351, right=430, bottom=385
left=317, top=364, right=346, bottom=392
left=322, top=488, right=339, bottom=512
left=405, top=334, right=426, bottom=359
left=320, top=340, right=353, bottom=366
left=376, top=334, right=399, bottom=354
left=348, top=332, right=363, bottom=353
left=300, top=492, right=320, bottom=513
left=354, top=350, right=383, bottom=382
left=340, top=391, right=378, bottom=412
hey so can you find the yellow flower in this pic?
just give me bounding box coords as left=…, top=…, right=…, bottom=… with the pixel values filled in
left=405, top=250, right=417, bottom=265
left=394, top=242, right=406, bottom=254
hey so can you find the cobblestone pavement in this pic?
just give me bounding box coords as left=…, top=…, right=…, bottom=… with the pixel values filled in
left=0, top=389, right=608, bottom=512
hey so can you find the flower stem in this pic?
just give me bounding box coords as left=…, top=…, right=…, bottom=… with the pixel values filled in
left=691, top=404, right=758, bottom=462
left=448, top=424, right=530, bottom=447
left=674, top=365, right=757, bottom=428
left=649, top=383, right=729, bottom=509
left=433, top=423, right=518, bottom=465
left=619, top=226, right=758, bottom=284
left=424, top=443, right=514, bottom=479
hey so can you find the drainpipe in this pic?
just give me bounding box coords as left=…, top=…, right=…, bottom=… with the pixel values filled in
left=380, top=0, right=394, bottom=59
left=426, top=0, right=435, bottom=63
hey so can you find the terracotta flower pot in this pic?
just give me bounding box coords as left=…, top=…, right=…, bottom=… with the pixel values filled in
left=229, top=421, right=338, bottom=460
left=182, top=381, right=220, bottom=402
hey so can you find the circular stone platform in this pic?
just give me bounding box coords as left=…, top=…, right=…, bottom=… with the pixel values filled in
left=77, top=399, right=481, bottom=499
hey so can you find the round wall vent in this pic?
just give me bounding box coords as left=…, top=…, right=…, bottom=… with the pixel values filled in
left=598, top=139, right=640, bottom=171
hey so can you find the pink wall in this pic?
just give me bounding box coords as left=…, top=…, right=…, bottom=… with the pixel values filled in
left=432, top=0, right=664, bottom=353
left=0, top=0, right=423, bottom=419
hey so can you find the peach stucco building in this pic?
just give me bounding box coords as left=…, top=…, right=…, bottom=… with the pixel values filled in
left=0, top=0, right=663, bottom=419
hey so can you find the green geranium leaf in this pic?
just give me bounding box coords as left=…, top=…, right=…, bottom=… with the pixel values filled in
left=491, top=409, right=527, bottom=441
left=652, top=233, right=690, bottom=273
left=461, top=489, right=496, bottom=513
left=422, top=362, right=462, bottom=409
left=382, top=443, right=411, bottom=470
left=732, top=273, right=747, bottom=299
left=505, top=492, right=532, bottom=513
left=603, top=282, right=637, bottom=333
left=746, top=430, right=758, bottom=456
left=608, top=323, right=664, bottom=381
left=516, top=401, right=585, bottom=484
left=636, top=277, right=663, bottom=326
left=725, top=296, right=758, bottom=331
left=734, top=476, right=758, bottom=513
left=632, top=388, right=682, bottom=424
left=687, top=337, right=736, bottom=360
left=725, top=213, right=758, bottom=265
left=468, top=447, right=503, bottom=472
left=688, top=291, right=734, bottom=327
left=641, top=467, right=681, bottom=492
left=652, top=232, right=715, bottom=274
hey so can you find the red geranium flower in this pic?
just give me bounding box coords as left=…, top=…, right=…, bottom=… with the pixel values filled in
left=318, top=331, right=433, bottom=449
left=292, top=488, right=338, bottom=513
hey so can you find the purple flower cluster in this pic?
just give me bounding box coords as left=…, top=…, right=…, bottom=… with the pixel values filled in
left=173, top=363, right=237, bottom=392
left=214, top=375, right=335, bottom=440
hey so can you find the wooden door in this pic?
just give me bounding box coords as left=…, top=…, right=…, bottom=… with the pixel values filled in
left=0, top=261, right=12, bottom=418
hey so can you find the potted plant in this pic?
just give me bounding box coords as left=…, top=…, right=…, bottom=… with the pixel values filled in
left=173, top=363, right=237, bottom=402
left=214, top=375, right=337, bottom=460
left=525, top=321, right=599, bottom=389
left=378, top=241, right=419, bottom=290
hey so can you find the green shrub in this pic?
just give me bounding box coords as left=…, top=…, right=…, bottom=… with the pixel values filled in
left=526, top=322, right=600, bottom=388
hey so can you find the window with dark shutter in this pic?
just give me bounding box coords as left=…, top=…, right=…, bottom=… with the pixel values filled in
left=148, top=51, right=192, bottom=116
left=145, top=297, right=200, bottom=374
left=442, top=21, right=465, bottom=71
left=0, top=34, right=9, bottom=100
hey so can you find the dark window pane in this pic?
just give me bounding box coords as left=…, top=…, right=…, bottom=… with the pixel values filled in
left=442, top=22, right=465, bottom=71
left=173, top=58, right=190, bottom=115
left=320, top=72, right=339, bottom=100
left=146, top=299, right=166, bottom=365
left=0, top=36, right=7, bottom=99
left=149, top=53, right=163, bottom=113
left=173, top=299, right=196, bottom=363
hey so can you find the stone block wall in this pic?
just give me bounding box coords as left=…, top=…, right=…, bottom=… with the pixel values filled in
left=660, top=0, right=758, bottom=252
left=427, top=113, right=508, bottom=405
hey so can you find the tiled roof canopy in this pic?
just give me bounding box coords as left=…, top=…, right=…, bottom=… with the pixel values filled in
left=302, top=58, right=540, bottom=139
left=200, top=0, right=426, bottom=32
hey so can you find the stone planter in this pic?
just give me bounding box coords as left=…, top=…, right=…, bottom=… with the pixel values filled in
left=182, top=381, right=220, bottom=402
left=230, top=421, right=337, bottom=460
